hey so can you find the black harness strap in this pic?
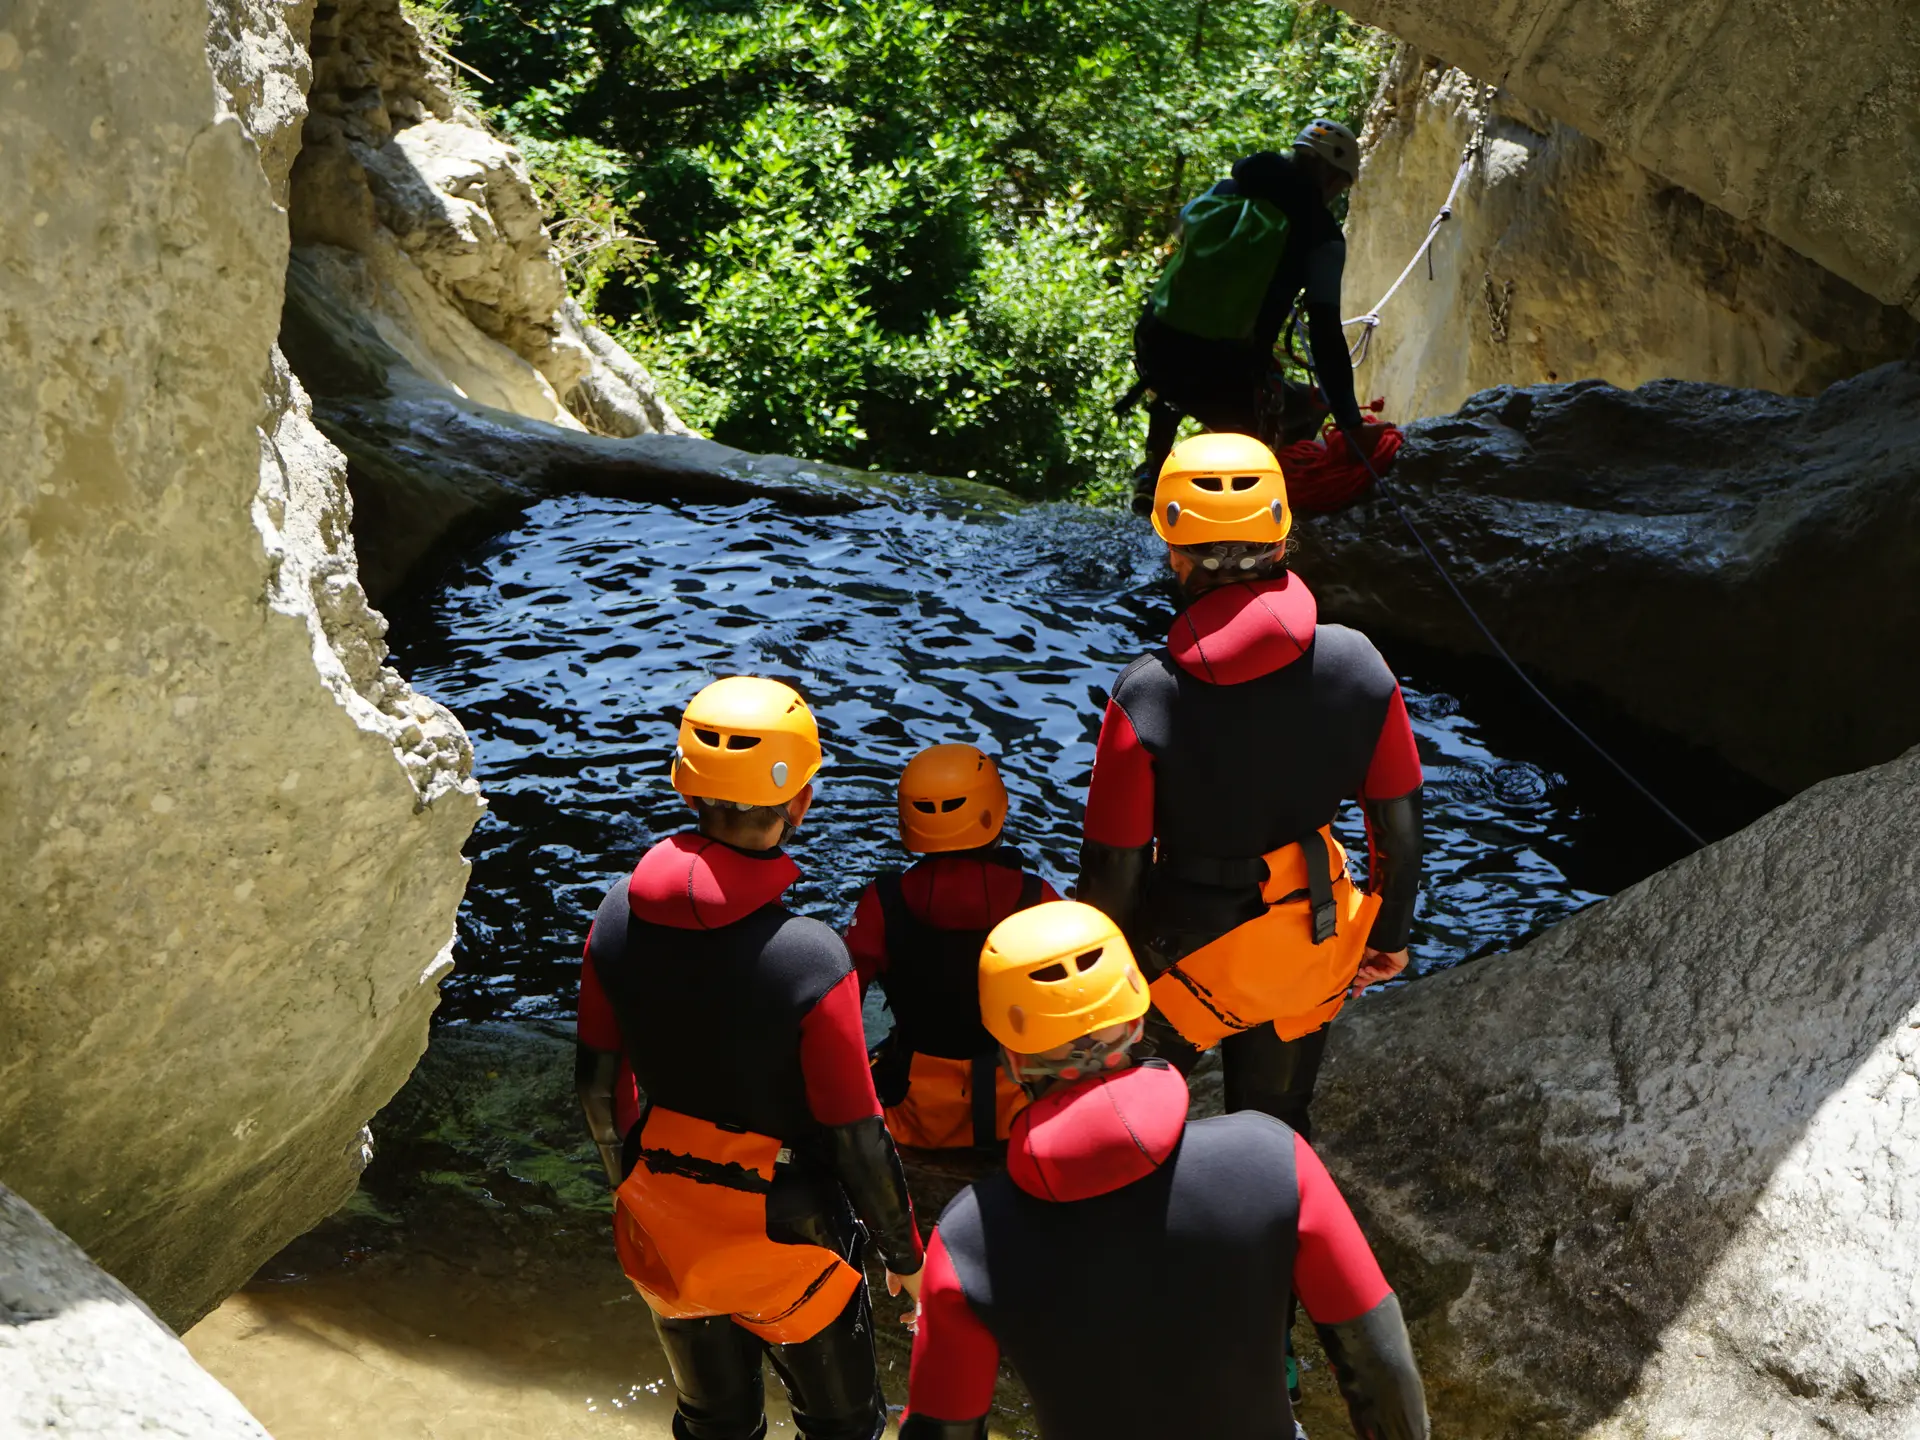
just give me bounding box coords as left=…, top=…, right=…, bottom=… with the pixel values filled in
left=1160, top=852, right=1270, bottom=888
left=1296, top=828, right=1339, bottom=944
left=871, top=871, right=918, bottom=1106
left=969, top=1054, right=998, bottom=1151
left=1161, top=835, right=1341, bottom=944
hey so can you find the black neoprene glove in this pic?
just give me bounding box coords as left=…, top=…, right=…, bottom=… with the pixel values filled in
left=1360, top=788, right=1423, bottom=954
left=824, top=1115, right=923, bottom=1275
left=1315, top=1293, right=1431, bottom=1439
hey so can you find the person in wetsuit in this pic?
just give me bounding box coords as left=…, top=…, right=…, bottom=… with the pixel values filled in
left=575, top=676, right=924, bottom=1440
left=899, top=900, right=1429, bottom=1440
left=1077, top=432, right=1424, bottom=1140
left=845, top=744, right=1059, bottom=1151
left=1129, top=118, right=1367, bottom=513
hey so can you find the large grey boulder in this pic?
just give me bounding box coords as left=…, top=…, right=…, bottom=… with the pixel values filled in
left=0, top=0, right=481, bottom=1329
left=1311, top=744, right=1920, bottom=1437
left=1343, top=48, right=1918, bottom=422
left=1, top=1187, right=271, bottom=1439
left=1331, top=0, right=1920, bottom=318
left=1298, top=352, right=1920, bottom=792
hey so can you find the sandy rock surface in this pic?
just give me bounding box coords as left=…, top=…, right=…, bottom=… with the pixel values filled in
left=1299, top=352, right=1920, bottom=792
left=1332, top=0, right=1920, bottom=319
left=1344, top=49, right=1918, bottom=422
left=1, top=1187, right=270, bottom=1439
left=1312, top=744, right=1920, bottom=1437
left=0, top=0, right=480, bottom=1329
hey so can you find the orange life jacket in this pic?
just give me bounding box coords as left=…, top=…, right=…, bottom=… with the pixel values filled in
left=1148, top=826, right=1381, bottom=1048
left=881, top=1051, right=1027, bottom=1150
left=612, top=1107, right=863, bottom=1344
left=868, top=865, right=1042, bottom=1151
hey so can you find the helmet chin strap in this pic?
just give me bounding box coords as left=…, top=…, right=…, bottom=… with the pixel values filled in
left=1007, top=1018, right=1145, bottom=1099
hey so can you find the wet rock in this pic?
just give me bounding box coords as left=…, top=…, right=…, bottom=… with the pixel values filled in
left=1333, top=0, right=1920, bottom=318
left=0, top=0, right=480, bottom=1329
left=1311, top=743, right=1920, bottom=1438
left=1298, top=353, right=1920, bottom=792
left=1344, top=49, right=1919, bottom=422
left=1, top=1187, right=271, bottom=1438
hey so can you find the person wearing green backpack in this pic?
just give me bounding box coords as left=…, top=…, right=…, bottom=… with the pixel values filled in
left=1127, top=119, right=1366, bottom=514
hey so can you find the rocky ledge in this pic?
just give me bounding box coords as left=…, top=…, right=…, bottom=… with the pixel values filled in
left=1299, top=350, right=1920, bottom=792
left=1311, top=742, right=1920, bottom=1438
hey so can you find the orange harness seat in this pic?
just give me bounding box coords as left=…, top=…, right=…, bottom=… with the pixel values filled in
left=612, top=1107, right=863, bottom=1344
left=882, top=1051, right=1027, bottom=1151
left=1148, top=826, right=1381, bottom=1049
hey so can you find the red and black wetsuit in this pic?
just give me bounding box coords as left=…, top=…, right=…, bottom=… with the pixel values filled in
left=899, top=1061, right=1428, bottom=1439
left=1077, top=570, right=1423, bottom=1136
left=845, top=846, right=1060, bottom=1149
left=578, top=832, right=923, bottom=1440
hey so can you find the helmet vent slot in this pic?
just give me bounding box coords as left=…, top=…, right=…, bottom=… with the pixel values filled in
left=939, top=796, right=966, bottom=812
left=724, top=734, right=761, bottom=750
left=1190, top=474, right=1224, bottom=492
left=1074, top=949, right=1103, bottom=972
left=1030, top=963, right=1070, bottom=983
left=693, top=728, right=722, bottom=746
left=1230, top=475, right=1260, bottom=491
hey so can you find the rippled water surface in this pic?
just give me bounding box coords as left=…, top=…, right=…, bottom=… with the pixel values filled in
left=386, top=493, right=1742, bottom=1025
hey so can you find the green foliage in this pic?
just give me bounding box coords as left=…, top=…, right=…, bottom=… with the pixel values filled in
left=516, top=135, right=653, bottom=312
left=400, top=0, right=465, bottom=54
left=445, top=0, right=1384, bottom=497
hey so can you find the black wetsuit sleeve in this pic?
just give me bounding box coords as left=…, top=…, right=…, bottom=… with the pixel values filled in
left=1361, top=788, right=1423, bottom=953
left=1075, top=839, right=1152, bottom=938
left=1307, top=299, right=1363, bottom=430
left=1315, top=1294, right=1431, bottom=1440
left=824, top=1117, right=924, bottom=1274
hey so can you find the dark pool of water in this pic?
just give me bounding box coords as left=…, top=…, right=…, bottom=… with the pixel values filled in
left=383, top=492, right=1773, bottom=1027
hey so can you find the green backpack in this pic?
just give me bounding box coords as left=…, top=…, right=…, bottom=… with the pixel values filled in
left=1149, top=191, right=1291, bottom=342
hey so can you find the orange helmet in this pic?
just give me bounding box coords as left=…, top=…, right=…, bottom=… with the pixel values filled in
left=1149, top=432, right=1292, bottom=546
left=898, top=743, right=1008, bottom=853
left=979, top=901, right=1149, bottom=1054
left=670, top=676, right=821, bottom=807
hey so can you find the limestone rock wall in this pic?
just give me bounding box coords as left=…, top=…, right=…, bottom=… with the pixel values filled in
left=1, top=1186, right=272, bottom=1438
left=287, top=0, right=686, bottom=438
left=0, top=0, right=482, bottom=1330
left=1345, top=49, right=1920, bottom=421
left=1332, top=0, right=1920, bottom=319
left=1312, top=742, right=1920, bottom=1437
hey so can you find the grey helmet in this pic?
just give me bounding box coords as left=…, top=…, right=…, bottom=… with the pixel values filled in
left=1294, top=118, right=1360, bottom=180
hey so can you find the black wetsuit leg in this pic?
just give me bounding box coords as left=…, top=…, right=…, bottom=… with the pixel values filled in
left=1220, top=1023, right=1330, bottom=1141
left=654, top=1313, right=770, bottom=1440
left=1134, top=314, right=1264, bottom=436
left=764, top=1286, right=886, bottom=1440
left=1141, top=1007, right=1203, bottom=1078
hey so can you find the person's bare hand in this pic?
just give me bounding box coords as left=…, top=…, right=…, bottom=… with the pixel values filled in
left=886, top=1267, right=923, bottom=1329
left=1349, top=947, right=1409, bottom=995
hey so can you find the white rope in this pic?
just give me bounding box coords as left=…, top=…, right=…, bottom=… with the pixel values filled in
left=1341, top=90, right=1494, bottom=366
